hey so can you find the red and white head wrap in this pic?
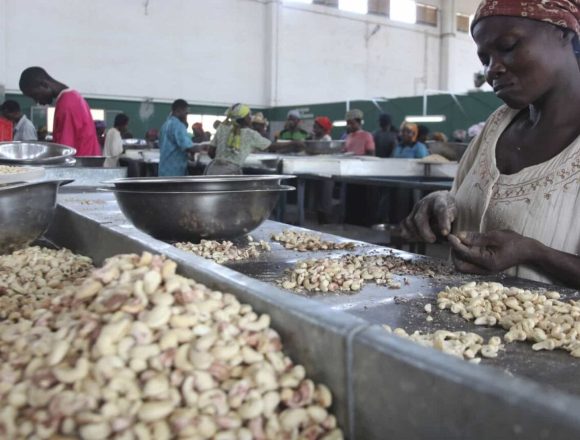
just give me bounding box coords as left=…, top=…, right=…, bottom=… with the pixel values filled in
left=472, top=0, right=580, bottom=35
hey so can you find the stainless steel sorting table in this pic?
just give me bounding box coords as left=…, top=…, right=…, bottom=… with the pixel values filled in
left=40, top=188, right=580, bottom=440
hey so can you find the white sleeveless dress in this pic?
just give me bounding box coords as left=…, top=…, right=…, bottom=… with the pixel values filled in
left=452, top=105, right=580, bottom=284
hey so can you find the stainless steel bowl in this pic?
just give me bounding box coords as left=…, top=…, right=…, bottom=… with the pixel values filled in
left=304, top=140, right=345, bottom=155
left=0, top=180, right=72, bottom=254
left=104, top=175, right=296, bottom=192
left=74, top=156, right=106, bottom=167
left=110, top=185, right=294, bottom=241
left=0, top=141, right=77, bottom=165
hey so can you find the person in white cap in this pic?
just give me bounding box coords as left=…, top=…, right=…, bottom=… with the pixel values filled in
left=276, top=110, right=309, bottom=142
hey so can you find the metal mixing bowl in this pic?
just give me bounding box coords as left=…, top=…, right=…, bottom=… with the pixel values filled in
left=0, top=141, right=76, bottom=165
left=0, top=180, right=72, bottom=254
left=104, top=175, right=295, bottom=192
left=110, top=185, right=294, bottom=241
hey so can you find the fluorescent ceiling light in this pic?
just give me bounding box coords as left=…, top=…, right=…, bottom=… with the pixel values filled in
left=390, top=0, right=416, bottom=24
left=405, top=115, right=446, bottom=123
left=339, top=0, right=368, bottom=15
left=333, top=120, right=347, bottom=127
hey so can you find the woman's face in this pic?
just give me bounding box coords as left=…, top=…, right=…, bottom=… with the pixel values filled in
left=473, top=17, right=575, bottom=109
left=401, top=127, right=415, bottom=144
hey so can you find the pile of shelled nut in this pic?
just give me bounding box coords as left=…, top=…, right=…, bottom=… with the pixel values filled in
left=0, top=251, right=342, bottom=439
left=438, top=281, right=576, bottom=357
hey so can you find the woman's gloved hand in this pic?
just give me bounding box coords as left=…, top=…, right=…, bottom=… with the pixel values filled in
left=400, top=191, right=457, bottom=243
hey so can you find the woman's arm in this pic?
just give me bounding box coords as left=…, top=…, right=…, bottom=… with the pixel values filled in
left=448, top=231, right=580, bottom=289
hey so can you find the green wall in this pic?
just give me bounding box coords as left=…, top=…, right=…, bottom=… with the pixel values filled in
left=6, top=91, right=502, bottom=139
left=263, top=91, right=502, bottom=139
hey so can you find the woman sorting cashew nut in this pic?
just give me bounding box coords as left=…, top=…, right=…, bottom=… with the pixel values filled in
left=401, top=0, right=580, bottom=288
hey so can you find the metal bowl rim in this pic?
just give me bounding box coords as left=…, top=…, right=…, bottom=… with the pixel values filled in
left=0, top=141, right=77, bottom=163
left=103, top=175, right=296, bottom=185
left=0, top=179, right=73, bottom=192
left=101, top=185, right=295, bottom=195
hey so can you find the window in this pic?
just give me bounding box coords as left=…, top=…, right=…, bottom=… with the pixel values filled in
left=186, top=114, right=226, bottom=136
left=313, top=0, right=339, bottom=6
left=390, top=0, right=416, bottom=24
left=456, top=13, right=471, bottom=33
left=416, top=3, right=438, bottom=26
left=339, top=0, right=368, bottom=14
left=368, top=0, right=388, bottom=16
left=46, top=107, right=105, bottom=133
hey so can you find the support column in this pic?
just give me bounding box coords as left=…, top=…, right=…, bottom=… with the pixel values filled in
left=0, top=0, right=7, bottom=100
left=438, top=0, right=456, bottom=91
left=264, top=1, right=280, bottom=107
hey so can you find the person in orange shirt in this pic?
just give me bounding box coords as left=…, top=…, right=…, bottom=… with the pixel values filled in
left=18, top=67, right=101, bottom=156
left=344, top=109, right=375, bottom=156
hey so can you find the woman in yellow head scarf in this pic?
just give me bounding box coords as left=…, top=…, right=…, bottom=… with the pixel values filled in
left=205, top=103, right=272, bottom=175
left=391, top=122, right=430, bottom=158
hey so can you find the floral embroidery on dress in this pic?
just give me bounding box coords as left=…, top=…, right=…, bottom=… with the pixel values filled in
left=491, top=152, right=580, bottom=201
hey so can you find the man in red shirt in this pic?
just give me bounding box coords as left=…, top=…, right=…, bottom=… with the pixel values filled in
left=344, top=109, right=375, bottom=156
left=18, top=67, right=101, bottom=156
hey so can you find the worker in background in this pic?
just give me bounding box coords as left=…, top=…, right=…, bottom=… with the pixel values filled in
left=392, top=122, right=429, bottom=159
left=373, top=113, right=397, bottom=158
left=159, top=99, right=203, bottom=176
left=417, top=124, right=430, bottom=144
left=344, top=109, right=375, bottom=156
left=431, top=132, right=448, bottom=142
left=309, top=116, right=335, bottom=224
left=0, top=100, right=37, bottom=141
left=0, top=114, right=12, bottom=142
left=192, top=122, right=209, bottom=143
left=95, top=120, right=106, bottom=149
left=206, top=104, right=272, bottom=175
left=251, top=112, right=270, bottom=140
left=18, top=67, right=101, bottom=156
left=308, top=116, right=333, bottom=141
left=37, top=126, right=48, bottom=141
left=145, top=129, right=159, bottom=149
left=104, top=113, right=129, bottom=168
left=275, top=110, right=308, bottom=151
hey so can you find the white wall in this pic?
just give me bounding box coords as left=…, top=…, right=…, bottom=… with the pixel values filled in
left=1, top=0, right=486, bottom=107
left=2, top=0, right=268, bottom=107
left=274, top=4, right=441, bottom=105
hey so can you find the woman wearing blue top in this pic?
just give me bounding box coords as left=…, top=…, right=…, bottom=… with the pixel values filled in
left=391, top=122, right=430, bottom=159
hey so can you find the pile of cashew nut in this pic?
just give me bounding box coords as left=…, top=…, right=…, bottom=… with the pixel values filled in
left=280, top=255, right=404, bottom=293
left=437, top=282, right=577, bottom=357
left=271, top=230, right=356, bottom=252
left=175, top=239, right=271, bottom=264
left=0, top=246, right=94, bottom=320
left=0, top=251, right=342, bottom=439
left=0, top=165, right=28, bottom=175
left=383, top=326, right=504, bottom=364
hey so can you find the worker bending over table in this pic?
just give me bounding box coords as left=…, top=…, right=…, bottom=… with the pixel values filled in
left=402, top=0, right=580, bottom=288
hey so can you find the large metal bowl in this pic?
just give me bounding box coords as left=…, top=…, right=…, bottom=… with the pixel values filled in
left=304, top=140, right=345, bottom=155
left=110, top=185, right=294, bottom=241
left=0, top=180, right=72, bottom=254
left=0, top=141, right=77, bottom=165
left=104, top=175, right=295, bottom=192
